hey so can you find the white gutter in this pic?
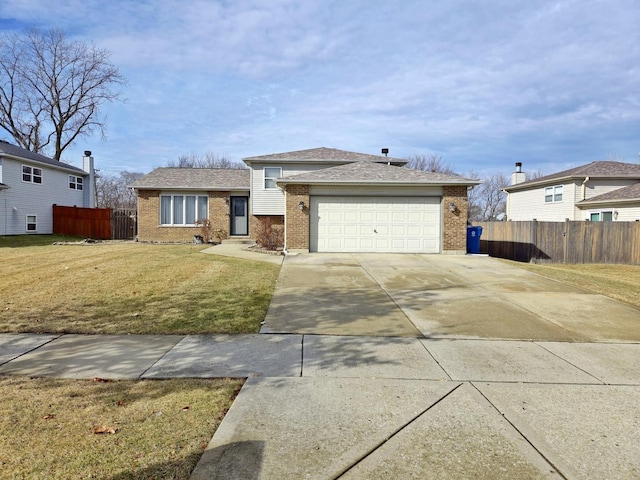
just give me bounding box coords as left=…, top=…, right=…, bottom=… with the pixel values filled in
left=581, top=176, right=590, bottom=201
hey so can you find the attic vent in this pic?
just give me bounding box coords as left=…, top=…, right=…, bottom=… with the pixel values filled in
left=381, top=148, right=389, bottom=157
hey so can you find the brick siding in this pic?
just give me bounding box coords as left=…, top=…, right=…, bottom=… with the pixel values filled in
left=442, top=185, right=468, bottom=253
left=136, top=190, right=232, bottom=243
left=284, top=184, right=310, bottom=251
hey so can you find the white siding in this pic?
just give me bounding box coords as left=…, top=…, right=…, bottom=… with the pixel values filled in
left=508, top=179, right=640, bottom=222
left=0, top=158, right=86, bottom=235
left=250, top=163, right=329, bottom=215
left=508, top=182, right=578, bottom=221
left=613, top=206, right=640, bottom=221
left=584, top=179, right=638, bottom=199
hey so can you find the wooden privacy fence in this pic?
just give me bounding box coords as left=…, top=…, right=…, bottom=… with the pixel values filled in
left=111, top=208, right=137, bottom=240
left=53, top=205, right=137, bottom=240
left=473, top=220, right=640, bottom=264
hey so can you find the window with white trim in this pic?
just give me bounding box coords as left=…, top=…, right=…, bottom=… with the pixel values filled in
left=22, top=165, right=42, bottom=184
left=160, top=194, right=208, bottom=225
left=69, top=175, right=83, bottom=190
left=26, top=215, right=37, bottom=232
left=264, top=167, right=282, bottom=189
left=590, top=211, right=613, bottom=222
left=544, top=185, right=563, bottom=203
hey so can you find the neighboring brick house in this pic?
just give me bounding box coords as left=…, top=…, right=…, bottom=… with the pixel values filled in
left=504, top=161, right=640, bottom=222
left=132, top=147, right=479, bottom=253
left=0, top=141, right=95, bottom=235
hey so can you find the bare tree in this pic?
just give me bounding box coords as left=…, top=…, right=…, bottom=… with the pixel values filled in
left=467, top=171, right=509, bottom=221
left=168, top=151, right=246, bottom=169
left=0, top=28, right=125, bottom=160
left=406, top=153, right=457, bottom=175
left=528, top=169, right=546, bottom=181
left=96, top=171, right=143, bottom=209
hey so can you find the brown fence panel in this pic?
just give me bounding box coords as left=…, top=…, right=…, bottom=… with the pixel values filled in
left=53, top=205, right=111, bottom=239
left=111, top=209, right=137, bottom=240
left=474, top=220, right=640, bottom=265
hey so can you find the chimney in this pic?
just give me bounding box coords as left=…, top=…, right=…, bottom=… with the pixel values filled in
left=511, top=162, right=526, bottom=185
left=83, top=151, right=97, bottom=208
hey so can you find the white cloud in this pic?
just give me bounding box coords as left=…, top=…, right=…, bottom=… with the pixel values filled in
left=0, top=0, right=639, bottom=175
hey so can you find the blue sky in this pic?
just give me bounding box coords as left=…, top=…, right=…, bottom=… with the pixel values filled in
left=0, top=0, right=638, bottom=177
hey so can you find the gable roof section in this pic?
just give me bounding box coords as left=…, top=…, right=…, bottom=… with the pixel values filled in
left=130, top=167, right=250, bottom=191
left=243, top=147, right=407, bottom=166
left=505, top=161, right=640, bottom=192
left=577, top=182, right=640, bottom=207
left=276, top=161, right=479, bottom=186
left=0, top=140, right=85, bottom=174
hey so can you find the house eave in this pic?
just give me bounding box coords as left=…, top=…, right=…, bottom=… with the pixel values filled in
left=577, top=198, right=640, bottom=208
left=504, top=174, right=640, bottom=192
left=244, top=159, right=407, bottom=166
left=276, top=179, right=480, bottom=187
left=0, top=152, right=86, bottom=175
left=131, top=185, right=249, bottom=192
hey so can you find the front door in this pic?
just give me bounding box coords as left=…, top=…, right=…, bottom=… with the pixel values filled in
left=230, top=196, right=249, bottom=236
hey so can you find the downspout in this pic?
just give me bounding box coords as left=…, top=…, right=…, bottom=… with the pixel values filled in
left=504, top=189, right=510, bottom=220
left=581, top=176, right=590, bottom=200
left=279, top=183, right=288, bottom=254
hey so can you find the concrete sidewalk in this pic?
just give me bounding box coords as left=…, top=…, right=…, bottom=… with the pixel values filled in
left=1, top=332, right=639, bottom=478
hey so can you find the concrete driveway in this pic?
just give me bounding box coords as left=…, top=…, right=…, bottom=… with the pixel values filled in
left=261, top=253, right=640, bottom=342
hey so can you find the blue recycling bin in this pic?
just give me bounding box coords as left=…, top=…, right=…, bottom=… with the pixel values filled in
left=467, top=226, right=483, bottom=254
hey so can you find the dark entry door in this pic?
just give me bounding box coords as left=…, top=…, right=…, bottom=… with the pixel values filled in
left=230, top=196, right=248, bottom=236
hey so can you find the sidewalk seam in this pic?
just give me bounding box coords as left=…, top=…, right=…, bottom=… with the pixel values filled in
left=470, top=382, right=570, bottom=480
left=534, top=342, right=606, bottom=385
left=331, top=382, right=464, bottom=479
left=352, top=254, right=424, bottom=338
left=418, top=340, right=453, bottom=381
left=138, top=335, right=187, bottom=379
left=0, top=333, right=64, bottom=366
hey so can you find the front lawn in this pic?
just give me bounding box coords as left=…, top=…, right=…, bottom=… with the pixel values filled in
left=0, top=238, right=280, bottom=334
left=0, top=376, right=243, bottom=479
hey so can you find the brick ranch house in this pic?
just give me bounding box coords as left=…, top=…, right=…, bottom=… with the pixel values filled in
left=131, top=147, right=479, bottom=254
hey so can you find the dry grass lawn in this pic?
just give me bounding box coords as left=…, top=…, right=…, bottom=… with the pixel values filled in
left=0, top=376, right=243, bottom=479
left=0, top=237, right=280, bottom=334
left=506, top=261, right=640, bottom=308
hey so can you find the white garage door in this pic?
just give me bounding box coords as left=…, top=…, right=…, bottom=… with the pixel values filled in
left=310, top=196, right=441, bottom=253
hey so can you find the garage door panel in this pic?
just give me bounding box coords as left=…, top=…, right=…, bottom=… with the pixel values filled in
left=311, top=196, right=441, bottom=253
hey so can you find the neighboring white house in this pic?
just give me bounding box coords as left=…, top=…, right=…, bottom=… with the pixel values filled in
left=503, top=161, right=640, bottom=222
left=0, top=141, right=96, bottom=235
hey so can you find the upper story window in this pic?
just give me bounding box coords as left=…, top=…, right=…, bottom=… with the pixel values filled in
left=22, top=165, right=42, bottom=184
left=160, top=194, right=208, bottom=225
left=69, top=175, right=83, bottom=190
left=544, top=185, right=563, bottom=203
left=264, top=167, right=282, bottom=189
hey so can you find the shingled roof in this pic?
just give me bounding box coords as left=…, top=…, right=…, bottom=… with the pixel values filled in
left=577, top=182, right=640, bottom=206
left=0, top=140, right=85, bottom=174
left=130, top=167, right=250, bottom=190
left=276, top=161, right=479, bottom=186
left=243, top=147, right=407, bottom=166
left=505, top=161, right=640, bottom=191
